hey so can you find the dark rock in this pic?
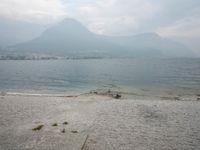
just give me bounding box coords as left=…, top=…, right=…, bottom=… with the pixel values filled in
left=61, top=128, right=65, bottom=133
left=32, top=125, right=44, bottom=131
left=113, top=94, right=121, bottom=99
left=71, top=130, right=78, bottom=133
left=52, top=123, right=58, bottom=126
left=63, top=122, right=68, bottom=125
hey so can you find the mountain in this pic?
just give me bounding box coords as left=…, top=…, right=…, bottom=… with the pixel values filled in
left=10, top=19, right=124, bottom=57
left=0, top=17, right=46, bottom=47
left=108, top=33, right=193, bottom=57
left=10, top=18, right=193, bottom=58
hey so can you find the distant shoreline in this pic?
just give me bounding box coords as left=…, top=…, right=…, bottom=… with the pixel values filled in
left=0, top=55, right=104, bottom=60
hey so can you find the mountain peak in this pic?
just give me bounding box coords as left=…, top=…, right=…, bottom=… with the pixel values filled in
left=40, top=18, right=90, bottom=37
left=60, top=18, right=83, bottom=26
left=56, top=18, right=86, bottom=30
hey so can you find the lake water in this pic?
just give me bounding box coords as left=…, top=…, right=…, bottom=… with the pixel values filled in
left=0, top=58, right=200, bottom=96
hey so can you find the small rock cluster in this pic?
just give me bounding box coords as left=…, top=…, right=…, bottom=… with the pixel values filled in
left=90, top=89, right=122, bottom=99
left=32, top=121, right=78, bottom=134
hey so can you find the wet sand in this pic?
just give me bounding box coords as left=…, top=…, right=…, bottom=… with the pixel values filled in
left=0, top=94, right=200, bottom=150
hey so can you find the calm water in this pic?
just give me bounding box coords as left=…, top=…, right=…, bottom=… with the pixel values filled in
left=0, top=58, right=200, bottom=96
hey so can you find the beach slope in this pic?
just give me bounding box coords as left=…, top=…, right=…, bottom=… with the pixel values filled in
left=0, top=94, right=200, bottom=150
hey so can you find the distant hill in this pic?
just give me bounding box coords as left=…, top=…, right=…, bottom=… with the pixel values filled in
left=108, top=33, right=193, bottom=57
left=10, top=19, right=124, bottom=57
left=0, top=17, right=46, bottom=47
left=10, top=18, right=193, bottom=58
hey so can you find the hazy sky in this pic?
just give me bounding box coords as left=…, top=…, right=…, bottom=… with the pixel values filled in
left=0, top=0, right=200, bottom=52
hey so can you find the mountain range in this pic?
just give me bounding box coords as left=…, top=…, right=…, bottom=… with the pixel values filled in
left=2, top=18, right=194, bottom=58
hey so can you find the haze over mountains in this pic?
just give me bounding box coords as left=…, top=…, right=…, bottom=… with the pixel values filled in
left=1, top=18, right=194, bottom=58
left=0, top=17, right=46, bottom=48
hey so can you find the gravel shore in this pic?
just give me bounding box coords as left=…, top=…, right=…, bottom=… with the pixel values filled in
left=0, top=94, right=200, bottom=150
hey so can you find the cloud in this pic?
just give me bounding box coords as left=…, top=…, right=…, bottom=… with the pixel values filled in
left=0, top=0, right=67, bottom=24
left=154, top=3, right=200, bottom=52
left=73, top=0, right=200, bottom=37
left=1, top=0, right=199, bottom=36
left=157, top=15, right=200, bottom=38
left=76, top=0, right=160, bottom=35
left=0, top=0, right=200, bottom=51
left=156, top=12, right=200, bottom=54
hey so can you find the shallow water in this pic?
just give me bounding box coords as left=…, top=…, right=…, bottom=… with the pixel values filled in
left=0, top=58, right=200, bottom=96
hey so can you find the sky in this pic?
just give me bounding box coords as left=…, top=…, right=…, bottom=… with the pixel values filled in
left=0, top=0, right=200, bottom=53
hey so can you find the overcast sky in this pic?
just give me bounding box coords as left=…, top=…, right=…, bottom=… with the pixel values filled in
left=0, top=0, right=200, bottom=52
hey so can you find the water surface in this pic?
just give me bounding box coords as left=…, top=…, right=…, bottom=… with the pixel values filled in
left=0, top=58, right=199, bottom=96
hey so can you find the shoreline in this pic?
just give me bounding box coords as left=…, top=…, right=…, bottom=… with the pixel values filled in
left=1, top=89, right=200, bottom=101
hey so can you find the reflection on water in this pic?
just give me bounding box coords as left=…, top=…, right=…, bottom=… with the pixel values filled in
left=0, top=58, right=200, bottom=96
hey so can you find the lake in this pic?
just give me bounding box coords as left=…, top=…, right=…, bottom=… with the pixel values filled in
left=0, top=58, right=200, bottom=96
